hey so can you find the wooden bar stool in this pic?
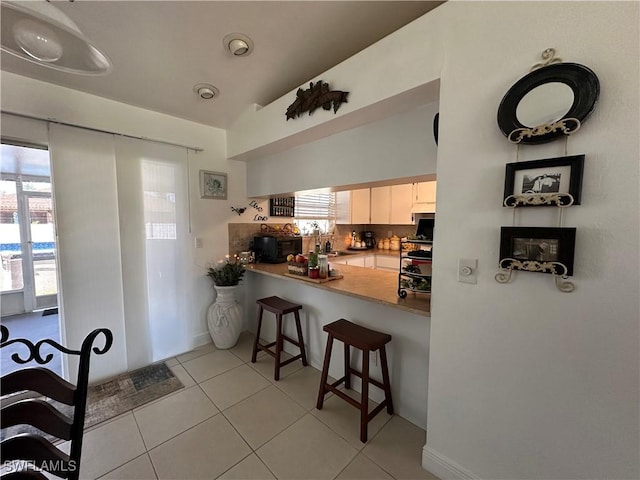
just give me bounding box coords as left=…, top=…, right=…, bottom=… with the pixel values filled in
left=251, top=296, right=308, bottom=380
left=316, top=319, right=394, bottom=442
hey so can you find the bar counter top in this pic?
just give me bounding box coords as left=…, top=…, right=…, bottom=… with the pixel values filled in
left=246, top=262, right=430, bottom=316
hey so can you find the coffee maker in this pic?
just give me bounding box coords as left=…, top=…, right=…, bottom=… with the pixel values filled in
left=361, top=231, right=376, bottom=249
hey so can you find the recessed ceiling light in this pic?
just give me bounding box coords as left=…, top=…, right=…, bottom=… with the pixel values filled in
left=223, top=33, right=253, bottom=57
left=193, top=83, right=219, bottom=100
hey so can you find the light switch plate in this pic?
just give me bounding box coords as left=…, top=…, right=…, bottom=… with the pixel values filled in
left=457, top=258, right=477, bottom=284
left=194, top=237, right=203, bottom=248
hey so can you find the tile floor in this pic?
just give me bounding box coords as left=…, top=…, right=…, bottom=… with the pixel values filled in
left=74, top=332, right=438, bottom=480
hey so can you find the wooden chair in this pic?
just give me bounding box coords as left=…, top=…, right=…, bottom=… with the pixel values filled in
left=0, top=325, right=113, bottom=480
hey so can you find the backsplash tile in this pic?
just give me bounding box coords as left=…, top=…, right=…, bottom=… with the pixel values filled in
left=229, top=222, right=424, bottom=257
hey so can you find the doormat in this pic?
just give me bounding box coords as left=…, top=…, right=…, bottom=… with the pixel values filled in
left=83, top=362, right=184, bottom=428
left=1, top=362, right=184, bottom=440
left=42, top=308, right=58, bottom=316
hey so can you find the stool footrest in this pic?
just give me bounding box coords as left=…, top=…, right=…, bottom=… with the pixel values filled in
left=324, top=384, right=362, bottom=410
left=255, top=343, right=303, bottom=366
left=348, top=368, right=386, bottom=391
left=367, top=401, right=388, bottom=421
left=279, top=354, right=302, bottom=367
left=256, top=342, right=277, bottom=359
left=321, top=381, right=390, bottom=420
left=281, top=334, right=301, bottom=347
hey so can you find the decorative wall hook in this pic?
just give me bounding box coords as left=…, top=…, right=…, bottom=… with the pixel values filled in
left=504, top=193, right=575, bottom=208
left=495, top=258, right=575, bottom=293
left=508, top=118, right=581, bottom=144
left=530, top=48, right=563, bottom=71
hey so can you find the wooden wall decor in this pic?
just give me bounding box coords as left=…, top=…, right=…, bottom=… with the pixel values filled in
left=285, top=81, right=349, bottom=120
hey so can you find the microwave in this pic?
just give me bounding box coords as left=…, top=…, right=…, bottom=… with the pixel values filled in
left=253, top=235, right=302, bottom=264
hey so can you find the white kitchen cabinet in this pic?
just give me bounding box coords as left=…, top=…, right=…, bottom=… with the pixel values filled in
left=330, top=255, right=374, bottom=268
left=336, top=189, right=370, bottom=224
left=412, top=181, right=437, bottom=213
left=374, top=254, right=398, bottom=271
left=414, top=181, right=437, bottom=203
left=370, top=184, right=413, bottom=226
left=390, top=184, right=414, bottom=225
left=370, top=186, right=390, bottom=224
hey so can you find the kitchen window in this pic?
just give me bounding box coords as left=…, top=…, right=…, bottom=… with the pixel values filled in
left=294, top=191, right=335, bottom=235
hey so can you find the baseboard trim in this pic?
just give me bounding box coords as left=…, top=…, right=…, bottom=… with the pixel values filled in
left=194, top=331, right=211, bottom=348
left=422, top=445, right=480, bottom=480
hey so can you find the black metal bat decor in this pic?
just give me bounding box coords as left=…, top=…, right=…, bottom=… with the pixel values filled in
left=231, top=207, right=246, bottom=216
left=286, top=81, right=349, bottom=120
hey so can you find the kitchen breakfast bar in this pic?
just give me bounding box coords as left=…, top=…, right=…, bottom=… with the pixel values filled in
left=243, top=262, right=431, bottom=429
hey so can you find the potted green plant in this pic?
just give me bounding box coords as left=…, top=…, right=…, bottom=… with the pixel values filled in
left=207, top=257, right=245, bottom=286
left=308, top=251, right=319, bottom=279
left=206, top=257, right=246, bottom=349
left=310, top=220, right=321, bottom=236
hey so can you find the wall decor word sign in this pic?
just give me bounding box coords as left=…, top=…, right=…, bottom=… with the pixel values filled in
left=249, top=200, right=267, bottom=221
left=285, top=81, right=349, bottom=120
left=200, top=170, right=227, bottom=199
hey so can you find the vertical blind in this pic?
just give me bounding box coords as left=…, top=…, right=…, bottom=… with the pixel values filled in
left=49, top=124, right=191, bottom=381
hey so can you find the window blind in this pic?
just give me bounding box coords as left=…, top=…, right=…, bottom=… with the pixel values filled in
left=294, top=192, right=336, bottom=219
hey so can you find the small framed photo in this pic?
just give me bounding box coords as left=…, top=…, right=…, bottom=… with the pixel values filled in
left=503, top=154, right=584, bottom=206
left=500, top=226, right=576, bottom=276
left=200, top=170, right=227, bottom=199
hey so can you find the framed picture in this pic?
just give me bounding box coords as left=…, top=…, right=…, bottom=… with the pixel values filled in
left=503, top=154, right=584, bottom=206
left=200, top=170, right=227, bottom=199
left=500, top=226, right=576, bottom=276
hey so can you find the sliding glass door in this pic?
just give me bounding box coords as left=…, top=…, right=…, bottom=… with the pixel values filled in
left=26, top=193, right=57, bottom=310
left=0, top=143, right=58, bottom=314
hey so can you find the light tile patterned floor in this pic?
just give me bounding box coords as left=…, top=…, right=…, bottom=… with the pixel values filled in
left=76, top=332, right=437, bottom=480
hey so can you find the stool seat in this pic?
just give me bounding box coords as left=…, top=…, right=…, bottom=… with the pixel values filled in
left=257, top=296, right=303, bottom=315
left=323, top=319, right=391, bottom=352
left=251, top=296, right=308, bottom=380
left=317, top=319, right=394, bottom=443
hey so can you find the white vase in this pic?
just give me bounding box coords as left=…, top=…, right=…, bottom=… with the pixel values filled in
left=207, top=285, right=242, bottom=349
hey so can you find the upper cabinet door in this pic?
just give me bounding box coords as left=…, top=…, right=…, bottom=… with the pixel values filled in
left=390, top=184, right=414, bottom=224
left=414, top=181, right=437, bottom=203
left=370, top=186, right=391, bottom=224
left=351, top=188, right=371, bottom=224
left=336, top=188, right=371, bottom=224
left=412, top=181, right=437, bottom=213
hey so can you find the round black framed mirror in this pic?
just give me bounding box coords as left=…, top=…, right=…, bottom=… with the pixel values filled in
left=433, top=112, right=439, bottom=145
left=497, top=62, right=599, bottom=144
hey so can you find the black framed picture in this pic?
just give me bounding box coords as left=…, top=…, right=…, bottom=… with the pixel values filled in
left=500, top=226, right=576, bottom=276
left=503, top=154, right=584, bottom=207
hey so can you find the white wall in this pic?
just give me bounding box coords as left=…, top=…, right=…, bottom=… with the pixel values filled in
left=0, top=73, right=246, bottom=358
left=246, top=102, right=439, bottom=197
left=228, top=2, right=640, bottom=479
left=226, top=3, right=446, bottom=161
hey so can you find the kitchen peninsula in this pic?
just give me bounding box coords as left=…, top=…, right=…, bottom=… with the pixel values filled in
left=247, top=262, right=430, bottom=315
left=243, top=261, right=431, bottom=429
